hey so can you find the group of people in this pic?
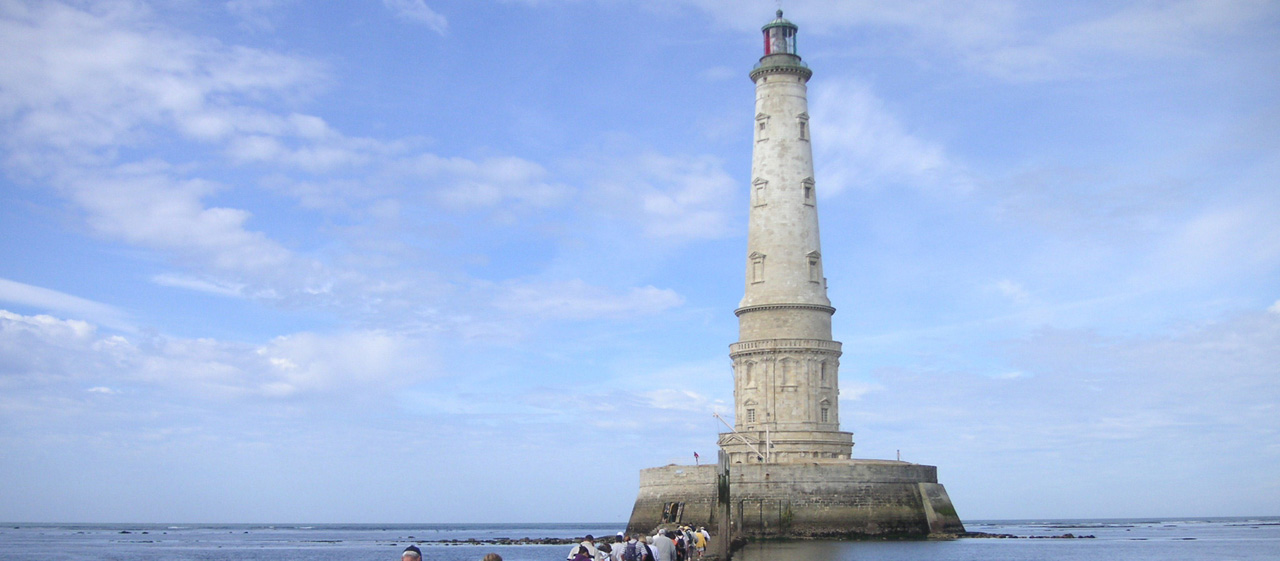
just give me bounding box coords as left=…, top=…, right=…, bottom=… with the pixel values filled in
left=568, top=527, right=711, bottom=561
left=395, top=526, right=711, bottom=561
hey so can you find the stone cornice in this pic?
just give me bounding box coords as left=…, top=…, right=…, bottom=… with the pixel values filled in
left=750, top=62, right=812, bottom=82
left=735, top=303, right=835, bottom=317
left=730, top=338, right=842, bottom=356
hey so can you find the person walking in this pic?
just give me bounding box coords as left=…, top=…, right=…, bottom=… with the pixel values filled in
left=610, top=533, right=629, bottom=561
left=568, top=535, right=599, bottom=561
left=650, top=530, right=676, bottom=561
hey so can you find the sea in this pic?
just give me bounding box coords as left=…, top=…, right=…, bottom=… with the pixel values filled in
left=1, top=518, right=1277, bottom=561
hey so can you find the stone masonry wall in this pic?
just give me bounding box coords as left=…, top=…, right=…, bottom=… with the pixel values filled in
left=626, top=465, right=720, bottom=535
left=627, top=461, right=964, bottom=539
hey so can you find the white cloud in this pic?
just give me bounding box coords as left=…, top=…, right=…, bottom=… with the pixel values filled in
left=225, top=0, right=291, bottom=31
left=86, top=386, right=119, bottom=394
left=492, top=279, right=683, bottom=320
left=59, top=163, right=297, bottom=275
left=810, top=79, right=966, bottom=196
left=151, top=274, right=246, bottom=298
left=224, top=114, right=400, bottom=173
left=0, top=309, right=433, bottom=401
left=254, top=331, right=430, bottom=396
left=700, top=66, right=737, bottom=81
left=613, top=358, right=732, bottom=416
left=0, top=1, right=344, bottom=299
left=667, top=0, right=1278, bottom=80
left=994, top=279, right=1032, bottom=306
left=0, top=1, right=322, bottom=157
left=0, top=278, right=131, bottom=332
left=1139, top=204, right=1280, bottom=290
left=397, top=154, right=572, bottom=211
left=635, top=153, right=737, bottom=239
left=579, top=151, right=738, bottom=240
left=0, top=309, right=97, bottom=342
left=0, top=0, right=654, bottom=323
left=838, top=379, right=882, bottom=402
left=382, top=0, right=448, bottom=35
left=853, top=309, right=1280, bottom=458
left=1270, top=301, right=1280, bottom=315
left=1041, top=0, right=1271, bottom=59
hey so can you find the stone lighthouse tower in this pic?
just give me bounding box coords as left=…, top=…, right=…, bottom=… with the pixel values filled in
left=626, top=11, right=964, bottom=540
left=719, top=9, right=854, bottom=465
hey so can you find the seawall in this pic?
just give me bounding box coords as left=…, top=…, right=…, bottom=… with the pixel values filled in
left=626, top=459, right=963, bottom=539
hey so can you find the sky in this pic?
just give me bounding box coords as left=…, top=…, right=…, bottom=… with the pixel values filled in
left=0, top=0, right=1277, bottom=524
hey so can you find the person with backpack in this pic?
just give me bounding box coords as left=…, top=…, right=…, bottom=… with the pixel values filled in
left=619, top=534, right=642, bottom=561
left=641, top=536, right=656, bottom=561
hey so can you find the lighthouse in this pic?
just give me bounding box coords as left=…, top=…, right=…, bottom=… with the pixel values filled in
left=720, top=9, right=854, bottom=465
left=626, top=11, right=964, bottom=540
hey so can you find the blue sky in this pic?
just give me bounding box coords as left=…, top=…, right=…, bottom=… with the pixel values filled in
left=1, top=0, right=1277, bottom=523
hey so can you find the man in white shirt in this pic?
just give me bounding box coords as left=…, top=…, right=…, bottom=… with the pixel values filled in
left=567, top=534, right=598, bottom=560
left=610, top=533, right=629, bottom=561
left=649, top=530, right=676, bottom=561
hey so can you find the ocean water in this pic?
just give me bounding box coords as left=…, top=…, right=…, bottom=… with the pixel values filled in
left=1, top=518, right=1276, bottom=561
left=737, top=518, right=1280, bottom=561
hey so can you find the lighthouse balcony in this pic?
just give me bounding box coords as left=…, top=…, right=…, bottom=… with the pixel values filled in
left=729, top=338, right=841, bottom=357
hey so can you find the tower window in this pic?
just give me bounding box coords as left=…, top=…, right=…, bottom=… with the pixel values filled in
left=747, top=409, right=756, bottom=423
left=755, top=113, right=769, bottom=142
left=802, top=177, right=815, bottom=206
left=807, top=251, right=821, bottom=283
left=821, top=408, right=829, bottom=423
left=750, top=252, right=766, bottom=284
left=798, top=113, right=810, bottom=141
left=752, top=178, right=768, bottom=207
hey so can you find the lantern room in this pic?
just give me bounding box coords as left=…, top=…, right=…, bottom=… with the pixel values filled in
left=762, top=10, right=798, bottom=56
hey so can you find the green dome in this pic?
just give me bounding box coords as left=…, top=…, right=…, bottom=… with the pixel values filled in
left=761, top=9, right=797, bottom=31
